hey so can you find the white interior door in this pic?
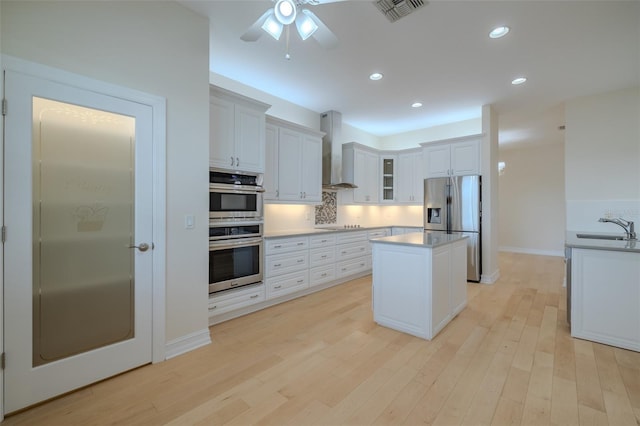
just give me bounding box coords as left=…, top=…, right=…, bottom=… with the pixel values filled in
left=4, top=69, right=154, bottom=413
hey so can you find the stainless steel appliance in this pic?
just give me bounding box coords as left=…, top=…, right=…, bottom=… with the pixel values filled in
left=424, top=175, right=482, bottom=282
left=209, top=221, right=264, bottom=293
left=209, top=170, right=264, bottom=220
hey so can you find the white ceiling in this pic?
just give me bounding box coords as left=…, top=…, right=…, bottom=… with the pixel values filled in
left=180, top=0, right=639, bottom=147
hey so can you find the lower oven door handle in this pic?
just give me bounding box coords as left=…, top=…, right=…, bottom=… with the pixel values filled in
left=210, top=237, right=263, bottom=250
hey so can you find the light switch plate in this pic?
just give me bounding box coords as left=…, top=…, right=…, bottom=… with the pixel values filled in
left=185, top=214, right=195, bottom=229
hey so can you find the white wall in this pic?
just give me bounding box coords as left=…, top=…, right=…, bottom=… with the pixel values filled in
left=499, top=143, right=566, bottom=256
left=379, top=118, right=482, bottom=150
left=1, top=1, right=210, bottom=344
left=565, top=87, right=640, bottom=232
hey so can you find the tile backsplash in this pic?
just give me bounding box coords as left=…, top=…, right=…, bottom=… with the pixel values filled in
left=315, top=191, right=337, bottom=225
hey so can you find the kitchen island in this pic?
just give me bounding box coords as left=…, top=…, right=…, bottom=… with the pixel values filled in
left=565, top=231, right=640, bottom=352
left=370, top=232, right=468, bottom=340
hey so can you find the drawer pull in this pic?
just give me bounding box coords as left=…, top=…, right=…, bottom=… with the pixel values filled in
left=274, top=263, right=282, bottom=267
left=210, top=305, right=217, bottom=310
left=321, top=273, right=327, bottom=277
left=322, top=239, right=327, bottom=243
left=360, top=247, right=365, bottom=251
left=360, top=263, right=365, bottom=267
left=321, top=255, right=327, bottom=259
left=274, top=244, right=282, bottom=248
left=297, top=259, right=304, bottom=263
left=250, top=294, right=259, bottom=299
left=342, top=267, right=347, bottom=271
left=297, top=279, right=304, bottom=284
left=274, top=285, right=282, bottom=289
left=341, top=251, right=347, bottom=255
left=297, top=242, right=304, bottom=246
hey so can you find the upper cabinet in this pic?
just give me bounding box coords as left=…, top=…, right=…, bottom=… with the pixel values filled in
left=380, top=155, right=397, bottom=203
left=209, top=86, right=270, bottom=173
left=422, top=134, right=482, bottom=178
left=343, top=143, right=380, bottom=204
left=397, top=149, right=424, bottom=204
left=264, top=117, right=323, bottom=204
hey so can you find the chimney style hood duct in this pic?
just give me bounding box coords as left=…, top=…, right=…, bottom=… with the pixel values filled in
left=320, top=110, right=358, bottom=190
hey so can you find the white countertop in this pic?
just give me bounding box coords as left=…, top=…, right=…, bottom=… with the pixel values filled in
left=264, top=225, right=417, bottom=239
left=370, top=231, right=468, bottom=248
left=565, top=231, right=639, bottom=253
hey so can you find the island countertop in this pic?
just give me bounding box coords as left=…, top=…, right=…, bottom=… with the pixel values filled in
left=565, top=231, right=640, bottom=253
left=370, top=231, right=468, bottom=248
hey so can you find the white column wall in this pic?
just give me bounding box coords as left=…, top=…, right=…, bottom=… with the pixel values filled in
left=565, top=87, right=640, bottom=232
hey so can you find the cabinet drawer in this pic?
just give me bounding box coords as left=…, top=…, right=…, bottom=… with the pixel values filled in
left=208, top=283, right=265, bottom=316
left=367, top=229, right=390, bottom=239
left=265, top=252, right=308, bottom=277
left=310, top=265, right=336, bottom=287
left=337, top=241, right=368, bottom=260
left=335, top=231, right=367, bottom=245
left=265, top=236, right=309, bottom=255
left=309, top=234, right=336, bottom=248
left=266, top=270, right=308, bottom=299
left=309, top=247, right=335, bottom=267
left=336, top=257, right=371, bottom=278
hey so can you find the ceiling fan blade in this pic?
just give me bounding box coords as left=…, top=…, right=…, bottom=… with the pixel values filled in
left=304, top=9, right=338, bottom=48
left=240, top=9, right=272, bottom=42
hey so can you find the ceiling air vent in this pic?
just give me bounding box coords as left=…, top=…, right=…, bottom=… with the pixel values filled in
left=374, top=0, right=427, bottom=23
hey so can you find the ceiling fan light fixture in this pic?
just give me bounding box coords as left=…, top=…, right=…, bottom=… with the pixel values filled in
left=262, top=12, right=284, bottom=40
left=275, top=0, right=297, bottom=25
left=296, top=10, right=319, bottom=40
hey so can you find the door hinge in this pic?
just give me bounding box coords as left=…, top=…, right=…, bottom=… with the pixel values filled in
left=1, top=352, right=5, bottom=370
left=1, top=225, right=6, bottom=243
left=2, top=98, right=7, bottom=116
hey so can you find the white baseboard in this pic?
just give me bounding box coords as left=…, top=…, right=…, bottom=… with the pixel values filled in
left=499, top=246, right=564, bottom=257
left=480, top=268, right=500, bottom=284
left=165, top=328, right=211, bottom=360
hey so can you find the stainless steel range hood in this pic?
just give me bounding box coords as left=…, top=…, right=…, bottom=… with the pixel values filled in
left=321, top=110, right=358, bottom=190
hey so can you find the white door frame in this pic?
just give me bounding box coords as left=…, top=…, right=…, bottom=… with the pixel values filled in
left=0, top=55, right=167, bottom=419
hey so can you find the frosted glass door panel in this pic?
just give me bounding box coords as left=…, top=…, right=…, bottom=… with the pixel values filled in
left=32, top=97, right=136, bottom=366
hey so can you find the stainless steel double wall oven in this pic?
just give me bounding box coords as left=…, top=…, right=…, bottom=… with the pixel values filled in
left=209, top=170, right=264, bottom=293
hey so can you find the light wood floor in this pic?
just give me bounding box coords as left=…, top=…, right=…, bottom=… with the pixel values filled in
left=4, top=252, right=640, bottom=425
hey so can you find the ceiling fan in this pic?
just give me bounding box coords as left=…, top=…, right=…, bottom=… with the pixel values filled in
left=241, top=0, right=342, bottom=58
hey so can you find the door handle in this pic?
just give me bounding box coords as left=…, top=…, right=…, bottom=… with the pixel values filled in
left=129, top=242, right=150, bottom=252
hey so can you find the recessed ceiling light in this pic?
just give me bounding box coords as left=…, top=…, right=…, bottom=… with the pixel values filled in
left=369, top=72, right=383, bottom=81
left=511, top=77, right=527, bottom=85
left=489, top=26, right=510, bottom=39
left=411, top=102, right=423, bottom=108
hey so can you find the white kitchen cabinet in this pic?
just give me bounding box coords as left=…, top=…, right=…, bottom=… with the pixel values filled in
left=343, top=143, right=380, bottom=204
left=380, top=156, right=397, bottom=203
left=372, top=237, right=467, bottom=340
left=265, top=235, right=310, bottom=300
left=265, top=117, right=323, bottom=204
left=391, top=227, right=423, bottom=236
left=209, top=86, right=270, bottom=173
left=397, top=149, right=424, bottom=203
left=422, top=134, right=481, bottom=178
left=571, top=248, right=640, bottom=352
left=208, top=283, right=265, bottom=317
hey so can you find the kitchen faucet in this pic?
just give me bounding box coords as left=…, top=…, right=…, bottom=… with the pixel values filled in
left=598, top=217, right=636, bottom=240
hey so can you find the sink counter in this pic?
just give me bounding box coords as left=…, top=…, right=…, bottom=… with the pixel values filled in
left=565, top=231, right=639, bottom=253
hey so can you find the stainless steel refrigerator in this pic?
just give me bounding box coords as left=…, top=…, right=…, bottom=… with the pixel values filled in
left=424, top=175, right=481, bottom=282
